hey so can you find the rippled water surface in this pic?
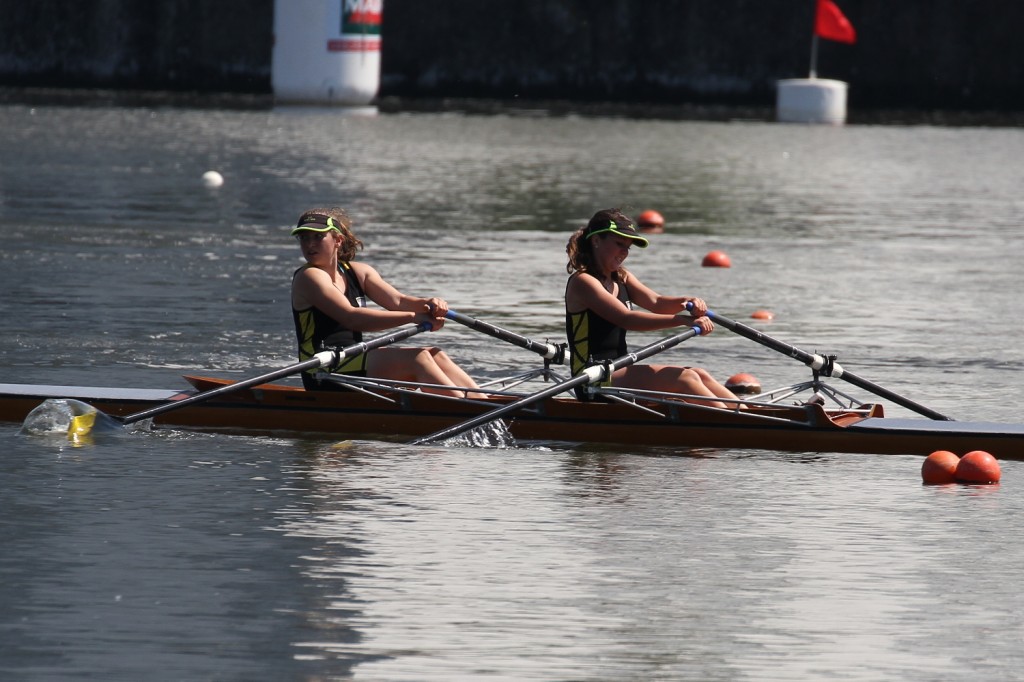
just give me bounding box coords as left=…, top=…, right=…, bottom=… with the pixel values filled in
left=2, top=102, right=1024, bottom=681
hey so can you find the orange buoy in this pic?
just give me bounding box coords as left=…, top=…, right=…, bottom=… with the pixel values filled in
left=921, top=450, right=960, bottom=485
left=702, top=250, right=731, bottom=268
left=636, top=209, right=665, bottom=233
left=725, top=372, right=761, bottom=395
left=955, top=450, right=1002, bottom=484
left=751, top=310, right=774, bottom=321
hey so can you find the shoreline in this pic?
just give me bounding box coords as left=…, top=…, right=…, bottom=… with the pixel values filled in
left=4, top=86, right=1024, bottom=128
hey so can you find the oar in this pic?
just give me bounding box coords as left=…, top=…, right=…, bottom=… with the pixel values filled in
left=446, top=309, right=566, bottom=363
left=71, top=322, right=433, bottom=435
left=410, top=324, right=702, bottom=445
left=701, top=307, right=952, bottom=421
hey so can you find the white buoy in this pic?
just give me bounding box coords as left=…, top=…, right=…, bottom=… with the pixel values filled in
left=776, top=78, right=848, bottom=125
left=272, top=0, right=383, bottom=106
left=202, top=170, right=224, bottom=188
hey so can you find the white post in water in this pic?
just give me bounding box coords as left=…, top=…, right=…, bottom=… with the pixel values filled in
left=272, top=0, right=383, bottom=107
left=776, top=3, right=852, bottom=125
left=776, top=77, right=848, bottom=125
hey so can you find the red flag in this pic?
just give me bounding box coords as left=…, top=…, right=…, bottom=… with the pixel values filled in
left=815, top=0, right=857, bottom=44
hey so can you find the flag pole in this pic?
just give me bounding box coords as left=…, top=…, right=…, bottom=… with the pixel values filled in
left=809, top=33, right=819, bottom=78
left=808, top=0, right=819, bottom=78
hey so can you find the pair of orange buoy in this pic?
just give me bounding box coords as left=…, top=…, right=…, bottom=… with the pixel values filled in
left=634, top=209, right=730, bottom=266
left=633, top=209, right=728, bottom=266
left=921, top=450, right=1001, bottom=485
left=634, top=211, right=732, bottom=267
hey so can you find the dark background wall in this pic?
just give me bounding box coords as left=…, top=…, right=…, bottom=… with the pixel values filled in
left=1, top=0, right=1022, bottom=111
left=0, top=1, right=272, bottom=92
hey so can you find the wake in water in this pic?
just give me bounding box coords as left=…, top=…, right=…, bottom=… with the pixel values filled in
left=334, top=419, right=516, bottom=452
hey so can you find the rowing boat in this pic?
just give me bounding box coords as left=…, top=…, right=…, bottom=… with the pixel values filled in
left=6, top=310, right=1024, bottom=458
left=5, top=373, right=1024, bottom=458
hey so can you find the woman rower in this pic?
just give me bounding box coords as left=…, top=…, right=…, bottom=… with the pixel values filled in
left=290, top=207, right=484, bottom=398
left=564, top=207, right=741, bottom=408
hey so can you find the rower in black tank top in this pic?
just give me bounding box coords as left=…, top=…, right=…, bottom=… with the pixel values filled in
left=292, top=261, right=369, bottom=390
left=565, top=272, right=631, bottom=400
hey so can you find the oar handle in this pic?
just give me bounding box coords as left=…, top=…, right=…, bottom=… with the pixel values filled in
left=699, top=305, right=953, bottom=421
left=410, top=325, right=701, bottom=445
left=446, top=309, right=566, bottom=363
left=120, top=322, right=433, bottom=425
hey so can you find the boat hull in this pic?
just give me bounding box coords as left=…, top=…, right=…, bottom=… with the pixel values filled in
left=3, top=377, right=1024, bottom=458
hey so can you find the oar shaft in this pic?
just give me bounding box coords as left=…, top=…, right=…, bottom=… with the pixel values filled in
left=120, top=322, right=432, bottom=425
left=705, top=309, right=952, bottom=421
left=824, top=371, right=950, bottom=421
left=446, top=310, right=564, bottom=362
left=411, top=325, right=700, bottom=445
left=622, top=326, right=702, bottom=365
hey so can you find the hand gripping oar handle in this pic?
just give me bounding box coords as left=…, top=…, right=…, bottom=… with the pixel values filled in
left=698, top=306, right=953, bottom=421
left=410, top=325, right=702, bottom=445
left=446, top=310, right=566, bottom=363
left=118, top=322, right=433, bottom=426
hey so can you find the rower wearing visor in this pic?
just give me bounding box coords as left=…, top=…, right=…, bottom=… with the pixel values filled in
left=564, top=208, right=741, bottom=408
left=290, top=207, right=484, bottom=398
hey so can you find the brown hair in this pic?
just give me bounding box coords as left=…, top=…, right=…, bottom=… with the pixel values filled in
left=565, top=207, right=633, bottom=279
left=297, top=207, right=364, bottom=261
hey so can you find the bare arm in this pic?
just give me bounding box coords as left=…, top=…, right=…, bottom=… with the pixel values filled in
left=357, top=262, right=450, bottom=317
left=292, top=266, right=440, bottom=332
left=567, top=272, right=711, bottom=333
left=625, top=272, right=709, bottom=317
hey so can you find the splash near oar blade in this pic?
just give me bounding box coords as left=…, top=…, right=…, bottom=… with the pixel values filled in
left=410, top=325, right=702, bottom=446
left=21, top=398, right=126, bottom=445
left=704, top=308, right=952, bottom=421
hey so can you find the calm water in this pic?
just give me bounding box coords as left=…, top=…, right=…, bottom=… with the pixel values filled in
left=2, top=101, right=1024, bottom=681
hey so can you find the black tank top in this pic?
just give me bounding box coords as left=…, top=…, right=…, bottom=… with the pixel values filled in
left=565, top=273, right=630, bottom=398
left=292, top=261, right=368, bottom=388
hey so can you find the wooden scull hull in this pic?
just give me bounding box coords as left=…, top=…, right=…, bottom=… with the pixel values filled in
left=3, top=376, right=1024, bottom=458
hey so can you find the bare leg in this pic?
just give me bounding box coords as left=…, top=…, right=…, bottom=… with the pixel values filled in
left=688, top=366, right=744, bottom=407
left=612, top=364, right=732, bottom=409
left=429, top=350, right=487, bottom=399
left=367, top=347, right=485, bottom=399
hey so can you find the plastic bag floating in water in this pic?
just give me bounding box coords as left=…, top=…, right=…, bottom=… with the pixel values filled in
left=21, top=399, right=126, bottom=445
